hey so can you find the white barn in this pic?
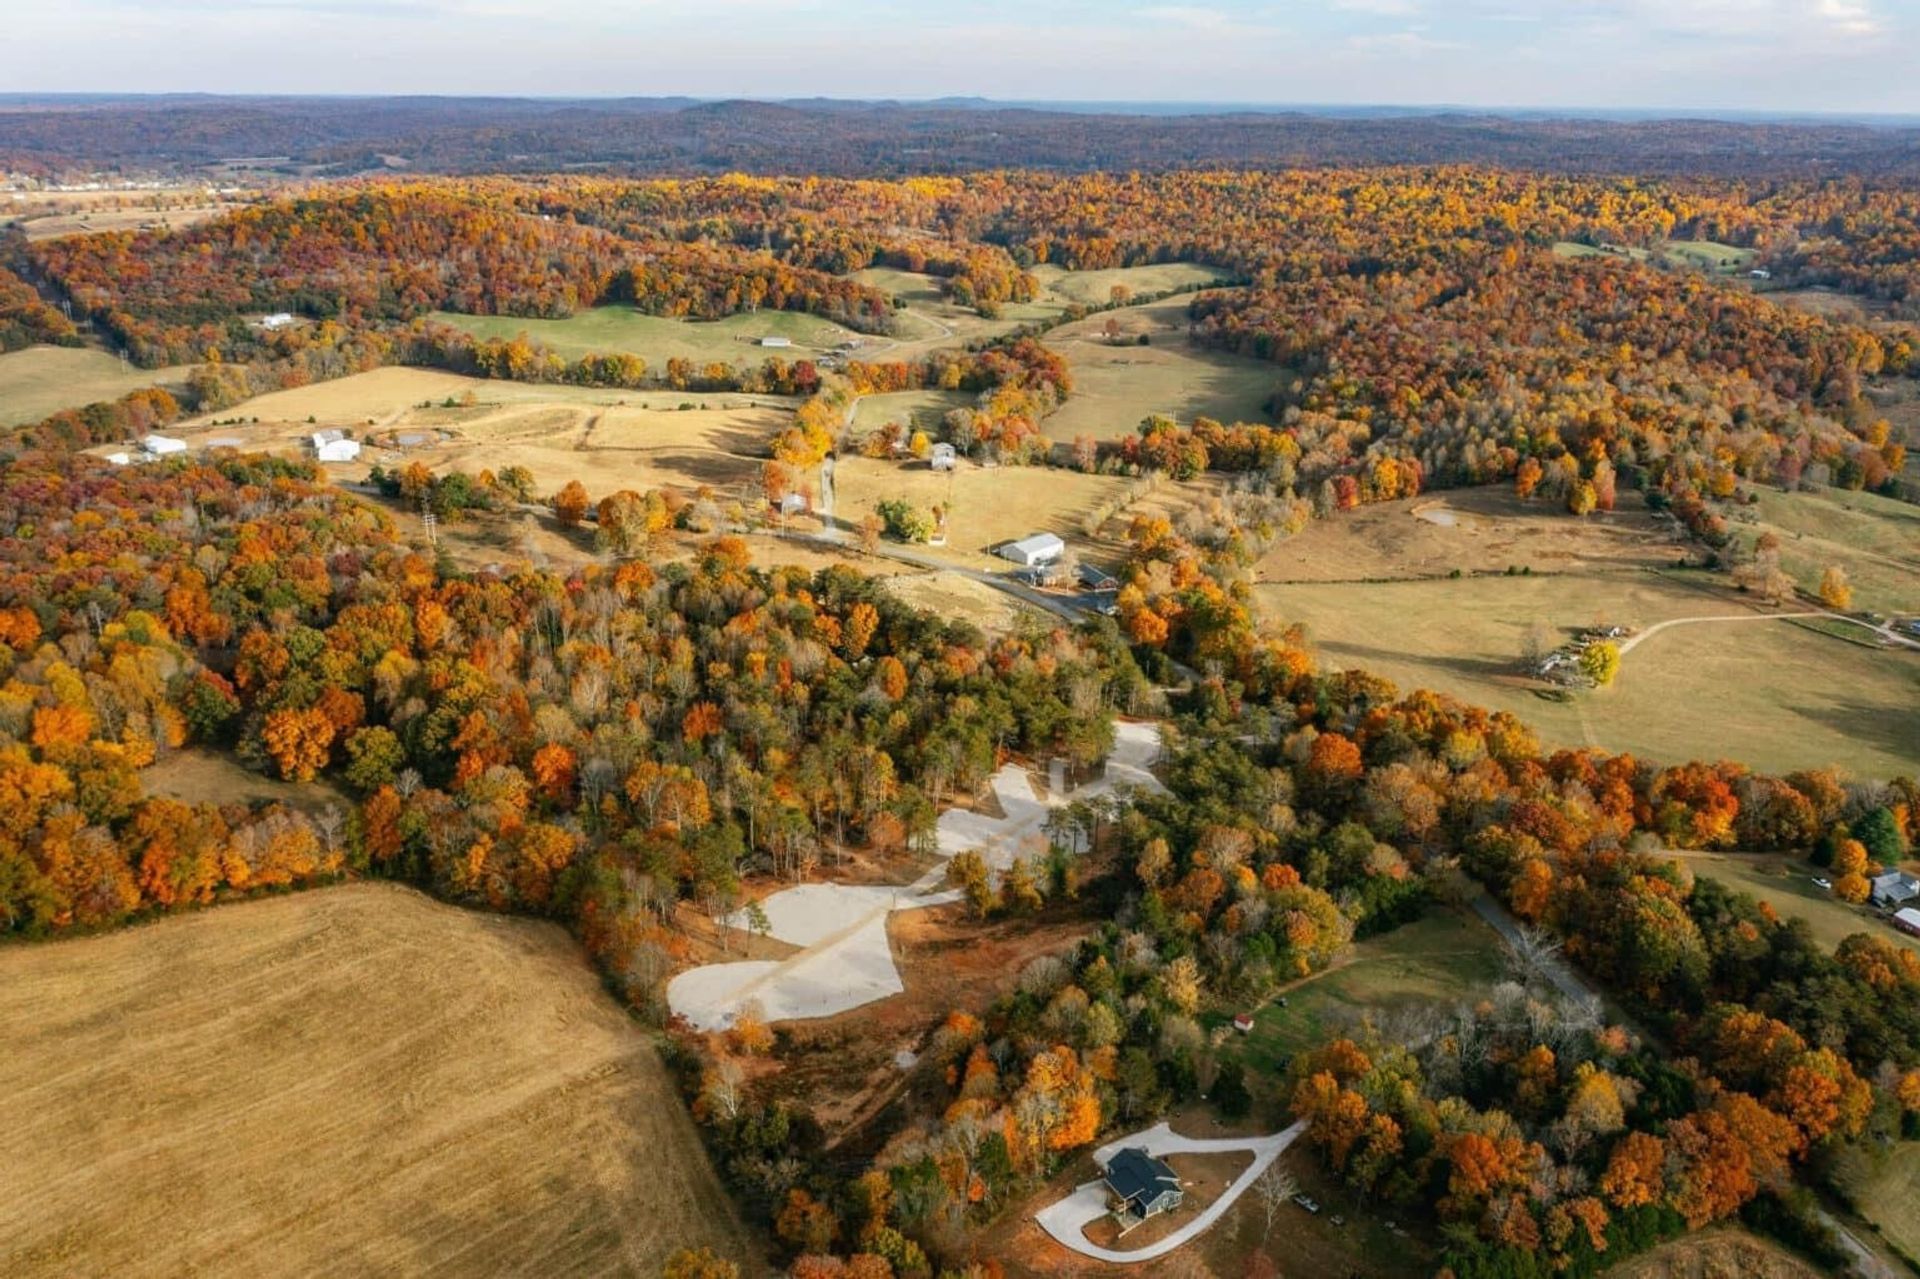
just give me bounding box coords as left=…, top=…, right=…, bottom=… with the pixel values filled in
left=310, top=429, right=361, bottom=462
left=142, top=434, right=187, bottom=457
left=999, top=532, right=1065, bottom=566
left=758, top=335, right=793, bottom=348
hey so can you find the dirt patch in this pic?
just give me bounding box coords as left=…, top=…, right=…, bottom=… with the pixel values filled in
left=1611, top=1227, right=1820, bottom=1279
left=0, top=882, right=755, bottom=1277
left=143, top=747, right=350, bottom=816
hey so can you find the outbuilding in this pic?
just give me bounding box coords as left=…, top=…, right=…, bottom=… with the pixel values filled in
left=929, top=442, right=957, bottom=471
left=1101, top=1147, right=1183, bottom=1225
left=316, top=438, right=362, bottom=462
left=998, top=532, right=1065, bottom=567
left=142, top=434, right=187, bottom=457
left=758, top=335, right=793, bottom=348
left=1872, top=871, right=1920, bottom=909
left=1895, top=908, right=1920, bottom=937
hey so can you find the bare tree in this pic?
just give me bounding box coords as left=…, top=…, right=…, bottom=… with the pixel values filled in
left=1253, top=1162, right=1298, bottom=1240
left=1505, top=923, right=1564, bottom=989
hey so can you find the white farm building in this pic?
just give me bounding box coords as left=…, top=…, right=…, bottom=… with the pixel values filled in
left=309, top=429, right=362, bottom=463
left=142, top=434, right=187, bottom=457
left=929, top=442, right=957, bottom=471
left=998, top=532, right=1065, bottom=567
left=758, top=335, right=793, bottom=348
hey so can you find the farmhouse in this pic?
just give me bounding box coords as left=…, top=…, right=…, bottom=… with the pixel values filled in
left=929, top=442, right=957, bottom=471
left=998, top=532, right=1065, bottom=567
left=1077, top=563, right=1120, bottom=592
left=142, top=434, right=187, bottom=457
left=1872, top=871, right=1920, bottom=909
left=1895, top=908, right=1920, bottom=938
left=1102, top=1147, right=1183, bottom=1225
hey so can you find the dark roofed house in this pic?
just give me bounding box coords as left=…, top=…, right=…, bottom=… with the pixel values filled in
left=1102, top=1147, right=1183, bottom=1228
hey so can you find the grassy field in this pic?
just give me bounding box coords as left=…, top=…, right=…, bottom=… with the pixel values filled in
left=161, top=367, right=793, bottom=503
left=1042, top=297, right=1277, bottom=442
left=144, top=747, right=350, bottom=816
left=1225, top=910, right=1509, bottom=1071
left=1257, top=486, right=1679, bottom=583
left=0, top=882, right=753, bottom=1277
left=426, top=305, right=863, bottom=363
left=1676, top=852, right=1920, bottom=954
left=847, top=388, right=973, bottom=436
left=1258, top=569, right=1920, bottom=778
left=1733, top=484, right=1920, bottom=615
left=0, top=345, right=195, bottom=427
left=1839, top=1145, right=1920, bottom=1269
left=1027, top=260, right=1236, bottom=307
left=1552, top=240, right=1757, bottom=272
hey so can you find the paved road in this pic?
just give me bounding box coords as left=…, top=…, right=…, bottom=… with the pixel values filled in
left=1035, top=1120, right=1307, bottom=1264
left=1468, top=892, right=1602, bottom=1008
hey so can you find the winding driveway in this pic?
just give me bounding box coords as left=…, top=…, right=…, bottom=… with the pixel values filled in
left=1034, top=1119, right=1307, bottom=1264
left=1616, top=610, right=1920, bottom=657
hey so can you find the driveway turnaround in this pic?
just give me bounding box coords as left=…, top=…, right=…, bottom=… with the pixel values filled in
left=669, top=722, right=1165, bottom=1031
left=1034, top=1119, right=1308, bottom=1264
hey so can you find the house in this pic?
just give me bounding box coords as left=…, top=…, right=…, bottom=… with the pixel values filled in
left=1895, top=908, right=1920, bottom=938
left=998, top=532, right=1065, bottom=567
left=142, top=434, right=187, bottom=456
left=777, top=492, right=809, bottom=516
left=1077, top=563, right=1120, bottom=592
left=1232, top=1013, right=1255, bottom=1034
left=257, top=312, right=296, bottom=330
left=929, top=442, right=957, bottom=471
left=1871, top=871, right=1920, bottom=909
left=1102, top=1147, right=1184, bottom=1224
left=105, top=452, right=131, bottom=466
left=316, top=438, right=362, bottom=462
left=758, top=336, right=792, bottom=348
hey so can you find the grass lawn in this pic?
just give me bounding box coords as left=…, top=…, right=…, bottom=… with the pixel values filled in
left=0, top=345, right=195, bottom=427
left=1839, top=1143, right=1920, bottom=1270
left=1043, top=296, right=1277, bottom=442
left=1733, top=484, right=1920, bottom=615
left=1258, top=569, right=1920, bottom=779
left=425, top=305, right=862, bottom=363
left=1551, top=240, right=1756, bottom=273
left=847, top=388, right=972, bottom=436
left=1676, top=852, right=1920, bottom=955
left=1221, top=910, right=1509, bottom=1072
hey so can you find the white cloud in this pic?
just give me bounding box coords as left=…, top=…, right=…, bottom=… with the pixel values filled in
left=1136, top=4, right=1236, bottom=29
left=1332, top=0, right=1421, bottom=14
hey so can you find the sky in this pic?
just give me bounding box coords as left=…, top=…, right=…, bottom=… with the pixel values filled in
left=13, top=0, right=1920, bottom=114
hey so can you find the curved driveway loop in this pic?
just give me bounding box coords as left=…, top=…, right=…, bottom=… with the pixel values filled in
left=1034, top=1120, right=1308, bottom=1264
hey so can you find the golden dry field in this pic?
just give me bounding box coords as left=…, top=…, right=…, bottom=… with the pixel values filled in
left=0, top=882, right=754, bottom=1278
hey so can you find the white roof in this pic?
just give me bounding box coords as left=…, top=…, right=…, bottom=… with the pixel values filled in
left=1896, top=908, right=1920, bottom=929
left=930, top=442, right=956, bottom=457
left=311, top=428, right=345, bottom=446
left=142, top=435, right=187, bottom=454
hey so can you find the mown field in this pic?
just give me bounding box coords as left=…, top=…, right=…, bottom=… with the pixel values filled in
left=0, top=344, right=194, bottom=427
left=1839, top=1145, right=1920, bottom=1271
left=1257, top=486, right=1678, bottom=583
left=1732, top=484, right=1920, bottom=615
left=1223, top=910, right=1509, bottom=1072
left=1258, top=569, right=1920, bottom=779
left=1041, top=296, right=1276, bottom=442
left=425, top=305, right=862, bottom=363
left=0, top=882, right=753, bottom=1278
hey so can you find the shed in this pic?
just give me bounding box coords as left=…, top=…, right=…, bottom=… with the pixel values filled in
left=311, top=428, right=346, bottom=448
left=758, top=336, right=793, bottom=348
left=316, top=438, right=362, bottom=463
left=258, top=312, right=296, bottom=330
left=998, top=532, right=1065, bottom=567
left=142, top=435, right=187, bottom=456
left=105, top=452, right=131, bottom=466
left=1102, top=1147, right=1183, bottom=1223
left=1896, top=908, right=1920, bottom=937
left=1749, top=268, right=1772, bottom=280
left=929, top=442, right=957, bottom=471
left=1232, top=1013, right=1255, bottom=1034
